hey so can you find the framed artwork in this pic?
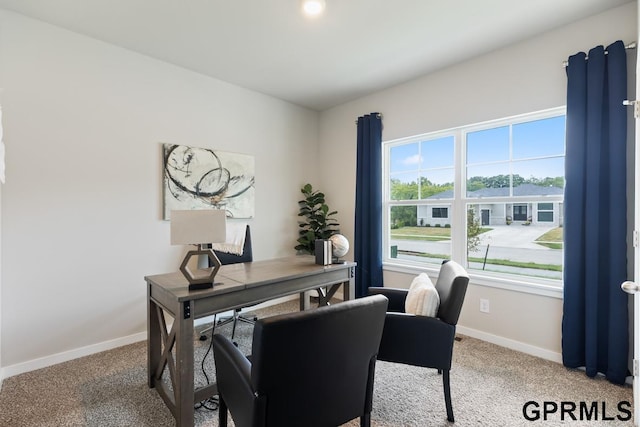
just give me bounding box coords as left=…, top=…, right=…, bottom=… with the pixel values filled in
left=163, top=143, right=255, bottom=219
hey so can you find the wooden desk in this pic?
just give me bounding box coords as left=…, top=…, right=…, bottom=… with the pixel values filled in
left=146, top=256, right=356, bottom=427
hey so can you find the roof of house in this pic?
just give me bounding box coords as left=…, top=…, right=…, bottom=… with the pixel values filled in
left=426, top=183, right=563, bottom=199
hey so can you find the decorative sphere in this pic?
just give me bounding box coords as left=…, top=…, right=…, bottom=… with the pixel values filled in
left=329, top=234, right=349, bottom=258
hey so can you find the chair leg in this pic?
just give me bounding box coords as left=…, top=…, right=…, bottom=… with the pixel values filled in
left=219, top=395, right=228, bottom=427
left=230, top=311, right=257, bottom=340
left=360, top=412, right=371, bottom=427
left=442, top=369, right=454, bottom=422
left=231, top=310, right=239, bottom=339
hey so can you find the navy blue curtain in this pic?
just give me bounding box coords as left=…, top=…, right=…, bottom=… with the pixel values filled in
left=354, top=113, right=383, bottom=298
left=562, top=40, right=629, bottom=385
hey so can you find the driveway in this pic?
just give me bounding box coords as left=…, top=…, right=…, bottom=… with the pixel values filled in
left=478, top=224, right=557, bottom=249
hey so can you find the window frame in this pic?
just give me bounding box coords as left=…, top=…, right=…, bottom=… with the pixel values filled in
left=382, top=107, right=566, bottom=297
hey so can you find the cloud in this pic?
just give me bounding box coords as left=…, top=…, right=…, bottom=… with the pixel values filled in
left=402, top=154, right=421, bottom=166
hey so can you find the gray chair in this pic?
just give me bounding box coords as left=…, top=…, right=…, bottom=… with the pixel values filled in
left=213, top=294, right=389, bottom=427
left=367, top=260, right=469, bottom=422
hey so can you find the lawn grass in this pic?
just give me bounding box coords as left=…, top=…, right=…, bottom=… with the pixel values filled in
left=535, top=227, right=563, bottom=250
left=391, top=235, right=451, bottom=241
left=392, top=226, right=452, bottom=237
left=536, top=242, right=563, bottom=249
left=467, top=256, right=562, bottom=272
left=397, top=250, right=561, bottom=272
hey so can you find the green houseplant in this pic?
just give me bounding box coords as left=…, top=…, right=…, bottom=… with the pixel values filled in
left=295, top=183, right=340, bottom=254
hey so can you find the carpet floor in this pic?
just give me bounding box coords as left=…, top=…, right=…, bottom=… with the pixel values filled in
left=0, top=301, right=633, bottom=426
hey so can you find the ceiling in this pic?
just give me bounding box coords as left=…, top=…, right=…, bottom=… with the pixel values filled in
left=0, top=0, right=633, bottom=111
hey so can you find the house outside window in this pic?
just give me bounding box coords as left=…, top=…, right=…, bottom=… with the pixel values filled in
left=537, top=202, right=554, bottom=222
left=384, top=108, right=565, bottom=285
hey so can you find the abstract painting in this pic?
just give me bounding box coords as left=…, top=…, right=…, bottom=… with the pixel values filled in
left=163, top=143, right=255, bottom=219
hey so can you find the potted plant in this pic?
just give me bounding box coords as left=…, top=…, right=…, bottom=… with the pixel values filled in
left=295, top=183, right=340, bottom=254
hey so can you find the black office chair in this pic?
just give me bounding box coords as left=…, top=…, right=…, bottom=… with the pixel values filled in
left=199, top=225, right=254, bottom=341
left=368, top=260, right=469, bottom=422
left=212, top=294, right=389, bottom=427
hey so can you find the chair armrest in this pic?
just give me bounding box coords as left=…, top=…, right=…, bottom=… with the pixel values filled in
left=212, top=333, right=255, bottom=423
left=377, top=312, right=456, bottom=370
left=368, top=287, right=408, bottom=312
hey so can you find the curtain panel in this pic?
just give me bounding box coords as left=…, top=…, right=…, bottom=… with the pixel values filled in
left=354, top=113, right=383, bottom=298
left=562, top=40, right=629, bottom=385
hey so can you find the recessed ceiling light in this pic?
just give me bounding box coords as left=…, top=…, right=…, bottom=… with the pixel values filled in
left=301, top=0, right=326, bottom=17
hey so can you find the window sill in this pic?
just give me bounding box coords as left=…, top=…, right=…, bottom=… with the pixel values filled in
left=383, top=261, right=563, bottom=299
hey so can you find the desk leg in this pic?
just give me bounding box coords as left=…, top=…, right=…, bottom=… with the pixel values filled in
left=175, top=300, right=196, bottom=427
left=299, top=291, right=311, bottom=311
left=148, top=284, right=160, bottom=389
left=343, top=266, right=356, bottom=301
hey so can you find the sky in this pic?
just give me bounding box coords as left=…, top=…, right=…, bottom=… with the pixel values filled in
left=389, top=115, right=565, bottom=185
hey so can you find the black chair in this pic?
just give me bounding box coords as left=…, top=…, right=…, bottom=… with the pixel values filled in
left=199, top=225, right=254, bottom=341
left=212, top=294, right=389, bottom=427
left=367, top=260, right=469, bottom=422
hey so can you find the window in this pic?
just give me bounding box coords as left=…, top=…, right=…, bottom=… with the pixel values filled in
left=537, top=203, right=554, bottom=222
left=388, top=135, right=455, bottom=262
left=384, top=108, right=565, bottom=285
left=432, top=207, right=448, bottom=218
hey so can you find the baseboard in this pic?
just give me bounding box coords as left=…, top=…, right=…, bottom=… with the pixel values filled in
left=2, top=331, right=147, bottom=380
left=456, top=325, right=563, bottom=364
left=2, top=294, right=300, bottom=380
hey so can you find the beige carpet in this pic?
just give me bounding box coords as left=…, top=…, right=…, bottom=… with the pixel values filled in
left=0, top=301, right=633, bottom=426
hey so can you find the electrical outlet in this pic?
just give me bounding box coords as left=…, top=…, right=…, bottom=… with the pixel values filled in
left=480, top=298, right=490, bottom=313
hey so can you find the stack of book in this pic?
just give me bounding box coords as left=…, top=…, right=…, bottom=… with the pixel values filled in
left=315, top=239, right=332, bottom=265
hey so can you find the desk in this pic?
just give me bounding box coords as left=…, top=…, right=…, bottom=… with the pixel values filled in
left=146, top=256, right=356, bottom=427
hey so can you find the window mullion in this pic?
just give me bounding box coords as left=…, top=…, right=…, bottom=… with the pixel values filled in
left=452, top=129, right=466, bottom=265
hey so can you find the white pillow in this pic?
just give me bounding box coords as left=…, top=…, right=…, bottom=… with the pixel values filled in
left=404, top=273, right=440, bottom=317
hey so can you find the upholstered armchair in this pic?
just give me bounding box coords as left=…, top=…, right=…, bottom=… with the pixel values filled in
left=368, top=260, right=469, bottom=422
left=212, top=294, right=389, bottom=427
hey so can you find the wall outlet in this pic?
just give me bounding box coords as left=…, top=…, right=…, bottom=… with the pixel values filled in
left=480, top=298, right=490, bottom=313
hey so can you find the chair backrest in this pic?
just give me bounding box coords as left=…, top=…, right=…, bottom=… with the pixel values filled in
left=434, top=260, right=469, bottom=325
left=210, top=225, right=253, bottom=266
left=250, top=294, right=388, bottom=427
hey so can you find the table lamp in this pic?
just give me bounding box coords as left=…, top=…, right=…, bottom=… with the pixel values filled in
left=171, top=209, right=227, bottom=291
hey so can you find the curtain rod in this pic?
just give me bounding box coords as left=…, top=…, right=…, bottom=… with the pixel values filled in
left=354, top=113, right=383, bottom=124
left=562, top=42, right=636, bottom=67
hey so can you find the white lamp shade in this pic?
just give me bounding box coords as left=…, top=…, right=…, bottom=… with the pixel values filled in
left=170, top=209, right=227, bottom=245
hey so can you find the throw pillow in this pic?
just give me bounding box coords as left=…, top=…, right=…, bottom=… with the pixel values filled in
left=405, top=273, right=440, bottom=317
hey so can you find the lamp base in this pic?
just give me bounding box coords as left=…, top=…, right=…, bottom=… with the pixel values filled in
left=188, top=282, right=214, bottom=291
left=188, top=281, right=224, bottom=291
left=180, top=247, right=222, bottom=291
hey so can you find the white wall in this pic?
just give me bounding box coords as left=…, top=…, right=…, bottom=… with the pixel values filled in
left=0, top=102, right=3, bottom=387
left=0, top=10, right=319, bottom=376
left=318, top=3, right=637, bottom=360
